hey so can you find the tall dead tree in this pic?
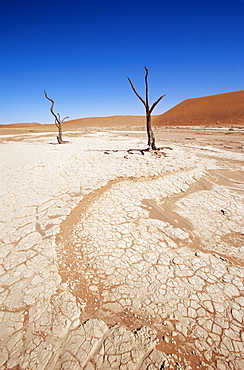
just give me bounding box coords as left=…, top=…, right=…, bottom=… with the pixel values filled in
left=128, top=66, right=166, bottom=150
left=44, top=90, right=69, bottom=144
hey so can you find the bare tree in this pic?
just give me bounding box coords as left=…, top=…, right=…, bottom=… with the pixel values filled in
left=128, top=66, right=166, bottom=150
left=44, top=90, right=69, bottom=144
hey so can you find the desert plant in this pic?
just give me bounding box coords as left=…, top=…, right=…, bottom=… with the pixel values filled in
left=128, top=66, right=166, bottom=150
left=44, top=90, right=69, bottom=144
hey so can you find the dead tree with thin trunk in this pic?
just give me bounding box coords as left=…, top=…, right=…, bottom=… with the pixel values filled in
left=128, top=66, right=166, bottom=151
left=44, top=90, right=69, bottom=144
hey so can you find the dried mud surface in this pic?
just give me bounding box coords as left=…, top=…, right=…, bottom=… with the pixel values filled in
left=0, top=126, right=243, bottom=370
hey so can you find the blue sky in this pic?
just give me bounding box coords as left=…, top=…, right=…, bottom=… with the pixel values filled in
left=0, top=0, right=243, bottom=124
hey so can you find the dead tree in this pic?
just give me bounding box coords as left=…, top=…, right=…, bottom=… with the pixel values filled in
left=128, top=66, right=166, bottom=150
left=44, top=90, right=69, bottom=144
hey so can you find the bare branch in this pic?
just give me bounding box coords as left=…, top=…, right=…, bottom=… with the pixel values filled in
left=62, top=116, right=69, bottom=122
left=144, top=66, right=149, bottom=108
left=149, top=94, right=166, bottom=114
left=44, top=90, right=67, bottom=144
left=127, top=77, right=146, bottom=106
left=54, top=119, right=59, bottom=128
left=44, top=90, right=60, bottom=125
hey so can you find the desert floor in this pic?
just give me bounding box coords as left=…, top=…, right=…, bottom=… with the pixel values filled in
left=0, top=126, right=243, bottom=370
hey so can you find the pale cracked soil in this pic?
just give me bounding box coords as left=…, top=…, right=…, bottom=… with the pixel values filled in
left=0, top=127, right=243, bottom=370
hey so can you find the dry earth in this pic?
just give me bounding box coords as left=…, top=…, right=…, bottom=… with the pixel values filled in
left=0, top=126, right=243, bottom=370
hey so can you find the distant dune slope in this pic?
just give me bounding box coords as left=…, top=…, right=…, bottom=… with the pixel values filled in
left=2, top=122, right=42, bottom=128
left=1, top=91, right=243, bottom=134
left=62, top=115, right=145, bottom=129
left=153, top=91, right=244, bottom=126
left=0, top=116, right=146, bottom=134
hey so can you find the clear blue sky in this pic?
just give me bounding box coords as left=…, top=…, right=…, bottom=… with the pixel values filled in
left=0, top=0, right=243, bottom=124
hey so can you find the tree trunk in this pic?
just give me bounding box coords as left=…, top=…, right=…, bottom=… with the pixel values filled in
left=146, top=112, right=156, bottom=150
left=57, top=122, right=63, bottom=144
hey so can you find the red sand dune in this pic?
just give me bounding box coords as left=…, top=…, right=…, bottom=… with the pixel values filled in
left=1, top=91, right=243, bottom=134
left=0, top=116, right=145, bottom=134
left=2, top=122, right=42, bottom=128
left=63, top=115, right=145, bottom=129
left=153, top=90, right=244, bottom=127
